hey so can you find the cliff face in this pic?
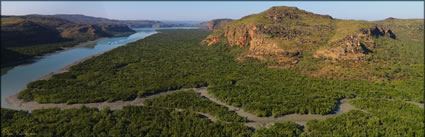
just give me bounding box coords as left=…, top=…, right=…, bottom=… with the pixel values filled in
left=202, top=6, right=335, bottom=68
left=202, top=6, right=397, bottom=68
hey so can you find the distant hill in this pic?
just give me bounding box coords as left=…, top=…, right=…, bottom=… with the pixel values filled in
left=50, top=14, right=188, bottom=28
left=1, top=15, right=136, bottom=67
left=1, top=15, right=135, bottom=47
left=1, top=17, right=65, bottom=47
left=199, top=18, right=233, bottom=31
left=202, top=6, right=424, bottom=81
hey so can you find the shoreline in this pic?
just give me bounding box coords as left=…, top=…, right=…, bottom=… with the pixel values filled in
left=31, top=38, right=107, bottom=81
left=5, top=37, right=123, bottom=107
left=41, top=38, right=106, bottom=57
left=5, top=30, right=164, bottom=109
left=37, top=47, right=108, bottom=80
left=1, top=38, right=105, bottom=69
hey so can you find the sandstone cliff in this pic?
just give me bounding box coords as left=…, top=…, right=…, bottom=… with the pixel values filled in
left=201, top=6, right=397, bottom=68
left=201, top=6, right=335, bottom=68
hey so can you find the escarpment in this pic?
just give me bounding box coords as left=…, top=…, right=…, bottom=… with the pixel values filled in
left=202, top=6, right=397, bottom=67
left=201, top=6, right=335, bottom=68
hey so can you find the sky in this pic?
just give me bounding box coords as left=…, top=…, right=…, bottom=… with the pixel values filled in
left=1, top=2, right=424, bottom=21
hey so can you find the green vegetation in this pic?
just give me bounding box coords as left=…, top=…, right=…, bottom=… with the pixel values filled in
left=252, top=122, right=303, bottom=137
left=207, top=6, right=424, bottom=84
left=306, top=98, right=424, bottom=137
left=1, top=17, right=25, bottom=24
left=19, top=29, right=423, bottom=117
left=1, top=48, right=32, bottom=67
left=144, top=90, right=247, bottom=122
left=3, top=6, right=424, bottom=137
left=293, top=20, right=424, bottom=82
left=299, top=19, right=423, bottom=81
left=375, top=19, right=424, bottom=42
left=1, top=38, right=88, bottom=67
left=18, top=29, right=220, bottom=103
left=329, top=20, right=372, bottom=42
left=208, top=69, right=345, bottom=117
left=1, top=106, right=252, bottom=137
left=2, top=98, right=422, bottom=136
left=221, top=6, right=335, bottom=52
left=7, top=38, right=87, bottom=57
left=1, top=15, right=135, bottom=67
left=4, top=25, right=424, bottom=137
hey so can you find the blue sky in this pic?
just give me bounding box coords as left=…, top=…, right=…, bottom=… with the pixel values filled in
left=1, top=2, right=423, bottom=21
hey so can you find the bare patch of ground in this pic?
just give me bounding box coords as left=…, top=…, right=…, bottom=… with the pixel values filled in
left=6, top=88, right=188, bottom=111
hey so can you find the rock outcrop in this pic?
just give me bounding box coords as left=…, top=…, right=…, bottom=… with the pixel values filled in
left=201, top=6, right=335, bottom=68
left=363, top=25, right=396, bottom=39
left=313, top=25, right=396, bottom=61
left=201, top=6, right=397, bottom=66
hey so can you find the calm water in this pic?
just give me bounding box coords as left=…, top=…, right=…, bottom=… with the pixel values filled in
left=1, top=27, right=199, bottom=109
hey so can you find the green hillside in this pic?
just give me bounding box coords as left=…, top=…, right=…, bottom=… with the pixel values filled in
left=203, top=6, right=423, bottom=82
left=1, top=15, right=135, bottom=67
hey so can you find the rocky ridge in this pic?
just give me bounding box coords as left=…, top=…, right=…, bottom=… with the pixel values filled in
left=202, top=6, right=397, bottom=67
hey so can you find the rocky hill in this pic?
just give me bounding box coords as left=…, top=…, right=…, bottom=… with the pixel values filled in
left=202, top=6, right=422, bottom=81
left=201, top=6, right=338, bottom=67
